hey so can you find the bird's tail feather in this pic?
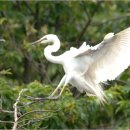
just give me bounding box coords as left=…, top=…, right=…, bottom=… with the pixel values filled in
left=84, top=78, right=107, bottom=103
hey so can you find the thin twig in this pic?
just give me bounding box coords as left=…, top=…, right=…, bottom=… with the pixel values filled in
left=18, top=100, right=38, bottom=108
left=17, top=109, right=59, bottom=121
left=0, top=93, right=2, bottom=109
left=0, top=120, right=14, bottom=124
left=0, top=108, right=14, bottom=114
left=23, top=95, right=60, bottom=101
left=12, top=89, right=24, bottom=130
left=19, top=94, right=60, bottom=108
left=115, top=79, right=127, bottom=85
left=18, top=116, right=52, bottom=129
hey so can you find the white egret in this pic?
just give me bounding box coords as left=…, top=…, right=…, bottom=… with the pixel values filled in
left=32, top=27, right=130, bottom=102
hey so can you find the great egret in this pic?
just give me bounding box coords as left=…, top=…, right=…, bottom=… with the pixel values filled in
left=32, top=27, right=130, bottom=102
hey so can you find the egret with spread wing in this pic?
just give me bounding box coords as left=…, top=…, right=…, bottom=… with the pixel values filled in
left=32, top=27, right=130, bottom=102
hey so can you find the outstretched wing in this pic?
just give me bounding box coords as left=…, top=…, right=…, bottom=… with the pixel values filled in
left=85, top=27, right=130, bottom=83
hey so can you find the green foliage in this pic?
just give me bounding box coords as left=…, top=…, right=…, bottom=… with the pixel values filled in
left=0, top=78, right=130, bottom=129
left=0, top=1, right=130, bottom=129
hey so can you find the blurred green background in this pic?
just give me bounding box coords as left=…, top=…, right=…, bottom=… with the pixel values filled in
left=0, top=1, right=130, bottom=129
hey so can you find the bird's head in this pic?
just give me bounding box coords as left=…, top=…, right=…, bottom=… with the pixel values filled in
left=32, top=34, right=58, bottom=45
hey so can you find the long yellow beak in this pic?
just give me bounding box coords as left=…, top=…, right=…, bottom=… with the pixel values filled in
left=31, top=38, right=44, bottom=45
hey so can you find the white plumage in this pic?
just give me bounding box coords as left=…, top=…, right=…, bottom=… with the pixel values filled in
left=32, top=27, right=130, bottom=102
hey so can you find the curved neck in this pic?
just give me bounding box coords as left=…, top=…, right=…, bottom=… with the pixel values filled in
left=44, top=38, right=62, bottom=64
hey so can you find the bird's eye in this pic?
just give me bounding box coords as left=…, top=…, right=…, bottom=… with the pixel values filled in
left=43, top=37, right=47, bottom=40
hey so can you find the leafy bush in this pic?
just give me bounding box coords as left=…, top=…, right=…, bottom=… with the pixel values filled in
left=0, top=75, right=130, bottom=129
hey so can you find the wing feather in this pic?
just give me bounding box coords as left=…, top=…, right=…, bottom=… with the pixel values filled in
left=86, top=27, right=130, bottom=83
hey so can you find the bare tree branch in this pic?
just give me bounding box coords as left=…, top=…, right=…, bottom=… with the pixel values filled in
left=24, top=95, right=60, bottom=101
left=18, top=116, right=52, bottom=129
left=12, top=89, right=24, bottom=130
left=0, top=88, right=60, bottom=129
left=17, top=109, right=59, bottom=121
left=76, top=1, right=101, bottom=44
left=0, top=109, right=14, bottom=114
left=0, top=120, right=14, bottom=124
